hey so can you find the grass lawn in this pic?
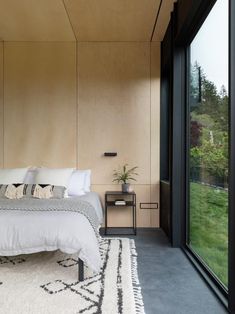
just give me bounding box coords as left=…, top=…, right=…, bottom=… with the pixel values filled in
left=189, top=182, right=228, bottom=287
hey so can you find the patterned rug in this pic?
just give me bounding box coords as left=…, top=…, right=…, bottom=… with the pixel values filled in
left=0, top=238, right=145, bottom=314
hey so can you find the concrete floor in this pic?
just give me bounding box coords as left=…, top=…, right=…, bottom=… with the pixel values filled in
left=102, top=228, right=227, bottom=314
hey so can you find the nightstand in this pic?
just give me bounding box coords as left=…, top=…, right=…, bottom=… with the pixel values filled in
left=105, top=191, right=136, bottom=235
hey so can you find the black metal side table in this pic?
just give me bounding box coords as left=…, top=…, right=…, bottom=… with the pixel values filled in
left=105, top=191, right=136, bottom=235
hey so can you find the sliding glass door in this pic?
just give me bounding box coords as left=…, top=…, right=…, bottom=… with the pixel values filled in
left=188, top=0, right=229, bottom=288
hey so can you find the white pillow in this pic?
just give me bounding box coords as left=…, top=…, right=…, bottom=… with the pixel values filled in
left=24, top=168, right=37, bottom=184
left=35, top=168, right=74, bottom=189
left=84, top=169, right=91, bottom=192
left=0, top=168, right=29, bottom=184
left=68, top=170, right=87, bottom=196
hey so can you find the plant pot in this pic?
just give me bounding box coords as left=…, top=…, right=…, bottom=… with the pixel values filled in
left=122, top=183, right=130, bottom=193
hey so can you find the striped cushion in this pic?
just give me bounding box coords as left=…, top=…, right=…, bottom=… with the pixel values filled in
left=0, top=184, right=66, bottom=199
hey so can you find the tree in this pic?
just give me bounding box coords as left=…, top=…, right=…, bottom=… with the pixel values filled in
left=190, top=62, right=228, bottom=133
left=190, top=120, right=202, bottom=147
left=189, top=62, right=228, bottom=186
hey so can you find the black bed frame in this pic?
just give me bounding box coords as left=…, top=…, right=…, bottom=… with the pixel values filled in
left=78, top=258, right=84, bottom=281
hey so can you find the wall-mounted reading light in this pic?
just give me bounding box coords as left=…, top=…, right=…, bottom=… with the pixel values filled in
left=104, top=152, right=117, bottom=157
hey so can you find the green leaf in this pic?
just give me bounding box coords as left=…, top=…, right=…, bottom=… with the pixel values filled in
left=112, top=164, right=138, bottom=184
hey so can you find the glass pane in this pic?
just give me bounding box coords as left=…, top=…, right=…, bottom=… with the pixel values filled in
left=188, top=0, right=228, bottom=287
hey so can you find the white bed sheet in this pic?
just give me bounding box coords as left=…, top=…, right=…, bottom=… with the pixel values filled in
left=0, top=192, right=103, bottom=273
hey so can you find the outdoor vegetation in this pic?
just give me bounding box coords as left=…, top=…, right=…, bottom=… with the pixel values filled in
left=190, top=182, right=228, bottom=286
left=189, top=62, right=228, bottom=286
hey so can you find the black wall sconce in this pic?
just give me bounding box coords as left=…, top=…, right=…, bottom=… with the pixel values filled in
left=104, top=152, right=117, bottom=157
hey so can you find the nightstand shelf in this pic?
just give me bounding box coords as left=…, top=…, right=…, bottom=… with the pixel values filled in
left=105, top=191, right=136, bottom=235
left=106, top=201, right=134, bottom=206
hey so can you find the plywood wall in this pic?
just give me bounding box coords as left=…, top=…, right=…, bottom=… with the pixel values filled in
left=0, top=42, right=3, bottom=168
left=4, top=42, right=77, bottom=168
left=77, top=42, right=151, bottom=185
left=1, top=41, right=160, bottom=227
left=64, top=0, right=160, bottom=41
left=150, top=42, right=161, bottom=227
left=77, top=42, right=152, bottom=227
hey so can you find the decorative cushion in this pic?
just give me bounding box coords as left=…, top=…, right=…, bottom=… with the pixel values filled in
left=32, top=184, right=53, bottom=199
left=5, top=184, right=25, bottom=199
left=27, top=184, right=66, bottom=199
left=0, top=168, right=29, bottom=185
left=0, top=184, right=66, bottom=199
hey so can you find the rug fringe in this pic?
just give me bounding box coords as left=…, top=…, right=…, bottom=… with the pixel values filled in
left=130, top=239, right=146, bottom=314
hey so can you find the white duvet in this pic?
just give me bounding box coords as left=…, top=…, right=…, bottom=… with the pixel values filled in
left=0, top=192, right=103, bottom=273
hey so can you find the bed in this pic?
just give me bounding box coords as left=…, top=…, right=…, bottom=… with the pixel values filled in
left=0, top=189, right=103, bottom=282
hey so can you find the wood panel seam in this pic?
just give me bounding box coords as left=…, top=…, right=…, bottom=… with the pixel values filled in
left=150, top=0, right=163, bottom=42
left=3, top=41, right=77, bottom=43
left=62, top=0, right=77, bottom=41
left=70, top=41, right=151, bottom=43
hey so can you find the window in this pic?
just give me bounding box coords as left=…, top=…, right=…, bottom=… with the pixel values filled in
left=188, top=0, right=229, bottom=288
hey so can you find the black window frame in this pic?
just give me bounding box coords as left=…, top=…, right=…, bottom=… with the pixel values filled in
left=184, top=0, right=229, bottom=298
left=228, top=0, right=235, bottom=311
left=160, top=0, right=235, bottom=311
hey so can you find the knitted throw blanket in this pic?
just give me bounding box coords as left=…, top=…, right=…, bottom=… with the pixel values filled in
left=0, top=197, right=100, bottom=239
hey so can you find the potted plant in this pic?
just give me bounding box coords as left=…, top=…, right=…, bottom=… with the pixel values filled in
left=112, top=164, right=138, bottom=192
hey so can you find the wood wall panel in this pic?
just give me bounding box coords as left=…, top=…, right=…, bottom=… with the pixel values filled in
left=77, top=42, right=151, bottom=185
left=0, top=42, right=3, bottom=168
left=64, top=0, right=160, bottom=41
left=0, top=0, right=75, bottom=41
left=4, top=42, right=77, bottom=168
left=152, top=0, right=175, bottom=41
left=0, top=0, right=174, bottom=42
left=78, top=42, right=159, bottom=227
left=150, top=42, right=161, bottom=227
left=2, top=41, right=160, bottom=227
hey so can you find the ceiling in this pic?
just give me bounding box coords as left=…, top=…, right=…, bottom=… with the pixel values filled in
left=0, top=0, right=175, bottom=42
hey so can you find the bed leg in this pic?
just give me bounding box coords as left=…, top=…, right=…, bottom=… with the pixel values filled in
left=78, top=258, right=84, bottom=281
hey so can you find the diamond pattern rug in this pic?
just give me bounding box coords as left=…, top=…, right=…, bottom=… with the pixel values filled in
left=0, top=238, right=145, bottom=314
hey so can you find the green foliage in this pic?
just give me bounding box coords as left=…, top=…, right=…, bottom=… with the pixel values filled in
left=190, top=146, right=203, bottom=168
left=190, top=182, right=228, bottom=286
left=190, top=62, right=229, bottom=181
left=190, top=62, right=228, bottom=132
left=189, top=63, right=229, bottom=287
left=190, top=136, right=228, bottom=178
left=190, top=112, right=215, bottom=130
left=112, top=164, right=138, bottom=184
